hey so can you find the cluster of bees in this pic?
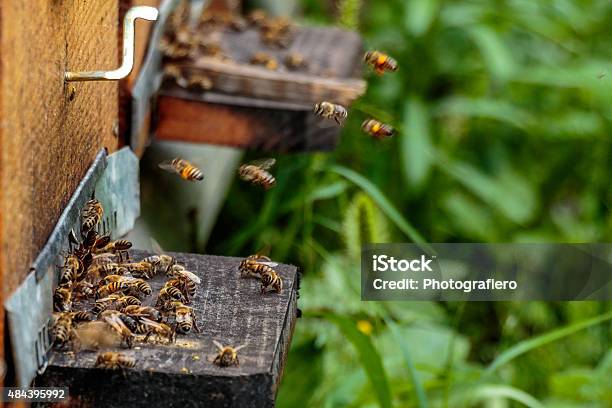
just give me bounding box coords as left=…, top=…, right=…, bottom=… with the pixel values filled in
left=52, top=199, right=280, bottom=370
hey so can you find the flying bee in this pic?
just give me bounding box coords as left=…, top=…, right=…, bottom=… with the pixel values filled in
left=261, top=269, right=282, bottom=294
left=52, top=312, right=74, bottom=348
left=170, top=302, right=200, bottom=334
left=81, top=199, right=103, bottom=235
left=239, top=254, right=278, bottom=279
left=159, top=158, right=204, bottom=182
left=54, top=286, right=72, bottom=312
left=122, top=261, right=155, bottom=280
left=364, top=50, right=398, bottom=75
left=284, top=52, right=308, bottom=71
left=314, top=101, right=348, bottom=125
left=238, top=158, right=276, bottom=190
left=95, top=352, right=136, bottom=370
left=121, top=305, right=162, bottom=322
left=134, top=317, right=175, bottom=343
left=212, top=340, right=246, bottom=367
left=250, top=52, right=279, bottom=71
left=361, top=119, right=395, bottom=140
left=96, top=281, right=129, bottom=299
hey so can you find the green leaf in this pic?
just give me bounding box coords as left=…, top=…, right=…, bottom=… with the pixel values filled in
left=387, top=320, right=429, bottom=408
left=455, top=384, right=545, bottom=408
left=330, top=165, right=428, bottom=245
left=486, top=309, right=612, bottom=374
left=404, top=0, right=439, bottom=36
left=315, top=312, right=392, bottom=408
left=468, top=26, right=516, bottom=80
left=277, top=340, right=324, bottom=408
left=434, top=97, right=534, bottom=131
left=343, top=192, right=391, bottom=259
left=402, top=96, right=433, bottom=189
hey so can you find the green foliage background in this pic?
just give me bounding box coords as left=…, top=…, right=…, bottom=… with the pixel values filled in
left=208, top=1, right=612, bottom=406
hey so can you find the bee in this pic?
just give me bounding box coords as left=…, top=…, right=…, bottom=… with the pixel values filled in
left=156, top=284, right=186, bottom=306
left=314, top=101, right=348, bottom=125
left=159, top=158, right=204, bottom=182
left=187, top=73, right=213, bottom=91
left=101, top=311, right=135, bottom=348
left=170, top=302, right=200, bottom=334
left=238, top=158, right=276, bottom=190
left=212, top=340, right=246, bottom=367
left=122, top=261, right=155, bottom=280
left=261, top=269, right=282, bottom=294
left=227, top=15, right=248, bottom=32
left=142, top=240, right=176, bottom=276
left=166, top=277, right=196, bottom=303
left=284, top=53, right=308, bottom=71
left=121, top=305, right=162, bottom=322
left=163, top=64, right=188, bottom=88
left=239, top=254, right=278, bottom=279
left=261, top=17, right=293, bottom=48
left=126, top=278, right=152, bottom=298
left=70, top=311, right=94, bottom=323
left=250, top=52, right=279, bottom=71
left=92, top=294, right=139, bottom=315
left=59, top=254, right=83, bottom=286
left=364, top=50, right=398, bottom=75
left=86, top=263, right=128, bottom=281
left=134, top=317, right=175, bottom=343
left=73, top=281, right=95, bottom=300
left=95, top=352, right=136, bottom=370
left=247, top=9, right=267, bottom=26
left=96, top=281, right=129, bottom=299
left=93, top=239, right=132, bottom=261
left=54, top=286, right=72, bottom=312
left=81, top=199, right=103, bottom=235
left=361, top=119, right=395, bottom=139
left=52, top=312, right=74, bottom=347
left=73, top=321, right=123, bottom=351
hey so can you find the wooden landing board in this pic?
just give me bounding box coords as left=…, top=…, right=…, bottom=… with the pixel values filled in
left=155, top=23, right=366, bottom=151
left=36, top=250, right=299, bottom=407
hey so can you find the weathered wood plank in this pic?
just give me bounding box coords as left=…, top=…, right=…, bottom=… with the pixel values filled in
left=37, top=250, right=299, bottom=407
left=0, top=0, right=120, bottom=380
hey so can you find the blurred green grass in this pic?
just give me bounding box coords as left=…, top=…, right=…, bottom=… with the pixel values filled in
left=208, top=0, right=612, bottom=406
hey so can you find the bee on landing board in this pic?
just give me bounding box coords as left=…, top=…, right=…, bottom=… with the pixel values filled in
left=95, top=352, right=136, bottom=370
left=361, top=119, right=395, bottom=140
left=314, top=102, right=348, bottom=125
left=212, top=340, right=246, bottom=367
left=364, top=50, right=398, bottom=75
left=284, top=52, right=308, bottom=71
left=250, top=52, right=279, bottom=70
left=261, top=269, right=283, bottom=294
left=159, top=158, right=204, bottom=182
left=239, top=254, right=278, bottom=279
left=238, top=158, right=276, bottom=190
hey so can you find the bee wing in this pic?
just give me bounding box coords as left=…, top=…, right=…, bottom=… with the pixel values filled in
left=177, top=269, right=202, bottom=284
left=103, top=314, right=132, bottom=335
left=150, top=238, right=166, bottom=255
left=259, top=261, right=279, bottom=267
left=234, top=344, right=247, bottom=352
left=212, top=339, right=224, bottom=351
left=248, top=158, right=276, bottom=170
left=158, top=161, right=179, bottom=174
left=138, top=316, right=165, bottom=329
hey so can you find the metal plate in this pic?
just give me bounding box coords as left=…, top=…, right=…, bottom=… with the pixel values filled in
left=5, top=147, right=140, bottom=387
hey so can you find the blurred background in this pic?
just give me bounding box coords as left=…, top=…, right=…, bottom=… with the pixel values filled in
left=137, top=0, right=612, bottom=406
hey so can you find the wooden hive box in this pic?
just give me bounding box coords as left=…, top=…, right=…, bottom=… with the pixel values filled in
left=36, top=250, right=299, bottom=407
left=154, top=12, right=367, bottom=152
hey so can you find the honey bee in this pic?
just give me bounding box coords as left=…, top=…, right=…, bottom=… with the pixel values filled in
left=261, top=269, right=282, bottom=294
left=70, top=311, right=94, bottom=323
left=96, top=281, right=129, bottom=299
left=122, top=261, right=155, bottom=279
left=238, top=158, right=276, bottom=190
left=163, top=64, right=189, bottom=88
left=59, top=254, right=84, bottom=286
left=314, top=101, right=348, bottom=125
left=95, top=352, right=136, bottom=370
left=239, top=254, right=278, bottom=279
left=284, top=53, right=308, bottom=71
left=187, top=73, right=213, bottom=91
left=134, top=317, right=175, bottom=343
left=170, top=302, right=200, bottom=334
left=93, top=239, right=132, bottom=260
left=73, top=321, right=124, bottom=351
left=92, top=294, right=122, bottom=315
left=212, top=340, right=246, bottom=367
left=121, top=305, right=162, bottom=322
left=364, top=50, right=398, bottom=75
left=52, top=312, right=74, bottom=348
left=142, top=240, right=176, bottom=276
left=101, top=311, right=135, bottom=348
left=361, top=119, right=395, bottom=139
left=261, top=17, right=293, bottom=48
left=156, top=284, right=186, bottom=306
left=86, top=263, right=128, bottom=281
left=159, top=158, right=204, bottom=182
left=250, top=52, right=279, bottom=70
left=53, top=286, right=72, bottom=312
left=166, top=277, right=196, bottom=303
left=166, top=264, right=201, bottom=285
left=227, top=15, right=248, bottom=32
left=73, top=281, right=95, bottom=300
left=81, top=199, right=103, bottom=235
left=247, top=9, right=267, bottom=26
left=103, top=275, right=151, bottom=298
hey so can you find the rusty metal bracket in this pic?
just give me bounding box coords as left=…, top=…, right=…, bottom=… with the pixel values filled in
left=5, top=147, right=140, bottom=387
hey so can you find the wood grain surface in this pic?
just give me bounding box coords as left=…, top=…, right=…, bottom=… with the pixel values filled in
left=37, top=250, right=299, bottom=407
left=0, top=0, right=120, bottom=379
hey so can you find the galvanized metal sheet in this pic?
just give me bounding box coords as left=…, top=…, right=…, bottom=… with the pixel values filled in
left=5, top=147, right=140, bottom=387
left=131, top=0, right=180, bottom=147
